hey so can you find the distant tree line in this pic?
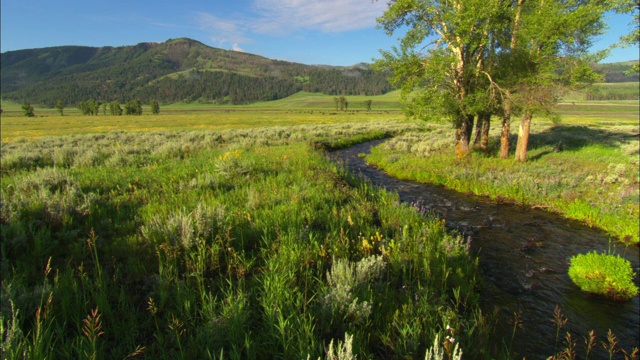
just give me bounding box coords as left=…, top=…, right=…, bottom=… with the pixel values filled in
left=3, top=67, right=392, bottom=107
left=302, top=69, right=391, bottom=96
left=43, top=99, right=158, bottom=117
left=133, top=69, right=393, bottom=105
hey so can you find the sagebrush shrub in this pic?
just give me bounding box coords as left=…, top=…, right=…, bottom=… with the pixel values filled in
left=323, top=255, right=386, bottom=324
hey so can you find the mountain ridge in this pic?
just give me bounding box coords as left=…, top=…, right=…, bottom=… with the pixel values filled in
left=1, top=38, right=393, bottom=106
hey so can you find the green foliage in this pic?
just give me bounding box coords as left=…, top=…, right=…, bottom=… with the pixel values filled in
left=583, top=82, right=640, bottom=101
left=425, top=334, right=463, bottom=360
left=21, top=103, right=34, bottom=117
left=324, top=333, right=356, bottom=360
left=334, top=96, right=348, bottom=111
left=78, top=99, right=101, bottom=115
left=109, top=101, right=122, bottom=116
left=150, top=99, right=160, bottom=115
left=568, top=251, right=638, bottom=301
left=124, top=99, right=142, bottom=115
left=375, top=0, right=618, bottom=160
left=55, top=100, right=64, bottom=116
left=592, top=62, right=640, bottom=83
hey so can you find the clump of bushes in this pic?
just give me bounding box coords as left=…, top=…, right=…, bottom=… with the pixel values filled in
left=568, top=251, right=638, bottom=301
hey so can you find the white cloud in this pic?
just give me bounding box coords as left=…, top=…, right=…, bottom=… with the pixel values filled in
left=195, top=0, right=389, bottom=47
left=232, top=43, right=245, bottom=52
left=194, top=12, right=252, bottom=45
left=253, top=0, right=389, bottom=33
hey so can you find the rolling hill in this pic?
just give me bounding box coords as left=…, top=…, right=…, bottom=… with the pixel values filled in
left=0, top=38, right=393, bottom=106
left=592, top=61, right=639, bottom=83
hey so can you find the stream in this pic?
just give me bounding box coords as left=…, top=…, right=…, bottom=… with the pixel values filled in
left=330, top=139, right=639, bottom=359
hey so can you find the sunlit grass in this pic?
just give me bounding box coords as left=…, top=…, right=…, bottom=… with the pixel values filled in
left=1, top=123, right=488, bottom=359
left=366, top=120, right=640, bottom=244
left=0, top=111, right=405, bottom=142
left=2, top=93, right=638, bottom=358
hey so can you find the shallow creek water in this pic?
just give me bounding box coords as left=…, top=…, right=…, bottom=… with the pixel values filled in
left=330, top=140, right=639, bottom=359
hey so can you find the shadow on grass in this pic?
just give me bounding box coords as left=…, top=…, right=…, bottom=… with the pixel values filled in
left=1, top=189, right=148, bottom=285
left=528, top=125, right=638, bottom=152
left=482, top=125, right=638, bottom=160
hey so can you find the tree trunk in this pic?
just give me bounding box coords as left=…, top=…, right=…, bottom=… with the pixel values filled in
left=500, top=0, right=523, bottom=159
left=480, top=113, right=491, bottom=152
left=473, top=114, right=483, bottom=146
left=456, top=115, right=474, bottom=158
left=500, top=99, right=511, bottom=158
left=515, top=110, right=532, bottom=162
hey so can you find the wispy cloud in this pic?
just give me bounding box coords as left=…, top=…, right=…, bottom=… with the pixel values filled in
left=253, top=0, right=389, bottom=33
left=195, top=0, right=389, bottom=46
left=194, top=12, right=253, bottom=46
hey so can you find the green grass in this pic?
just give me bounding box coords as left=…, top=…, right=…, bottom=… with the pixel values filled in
left=366, top=121, right=640, bottom=244
left=2, top=92, right=638, bottom=358
left=555, top=102, right=639, bottom=123
left=1, top=122, right=497, bottom=359
left=563, top=82, right=640, bottom=101
left=568, top=252, right=638, bottom=301
left=0, top=110, right=405, bottom=143
left=246, top=91, right=403, bottom=110
left=0, top=93, right=405, bottom=142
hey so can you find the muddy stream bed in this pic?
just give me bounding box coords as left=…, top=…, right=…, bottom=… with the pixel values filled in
left=330, top=140, right=639, bottom=358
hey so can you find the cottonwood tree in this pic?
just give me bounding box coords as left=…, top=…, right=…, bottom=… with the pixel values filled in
left=78, top=99, right=101, bottom=116
left=334, top=96, right=348, bottom=111
left=124, top=100, right=143, bottom=115
left=110, top=101, right=123, bottom=116
left=375, top=0, right=506, bottom=157
left=376, top=0, right=619, bottom=161
left=22, top=103, right=35, bottom=117
left=55, top=100, right=64, bottom=116
left=150, top=99, right=160, bottom=115
left=501, top=0, right=611, bottom=161
left=78, top=101, right=88, bottom=115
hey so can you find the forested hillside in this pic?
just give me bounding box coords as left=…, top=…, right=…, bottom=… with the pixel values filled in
left=593, top=61, right=639, bottom=82
left=1, top=38, right=392, bottom=106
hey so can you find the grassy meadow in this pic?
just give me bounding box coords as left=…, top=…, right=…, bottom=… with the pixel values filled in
left=563, top=82, right=640, bottom=101
left=367, top=119, right=639, bottom=245
left=1, top=121, right=497, bottom=359
left=1, top=87, right=638, bottom=358
left=0, top=92, right=403, bottom=142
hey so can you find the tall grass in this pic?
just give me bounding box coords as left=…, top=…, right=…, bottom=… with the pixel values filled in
left=1, top=122, right=494, bottom=358
left=367, top=122, right=640, bottom=244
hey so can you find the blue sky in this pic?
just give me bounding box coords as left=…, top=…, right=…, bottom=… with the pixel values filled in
left=1, top=0, right=637, bottom=66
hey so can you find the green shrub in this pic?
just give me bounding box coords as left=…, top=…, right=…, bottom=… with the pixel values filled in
left=568, top=251, right=638, bottom=301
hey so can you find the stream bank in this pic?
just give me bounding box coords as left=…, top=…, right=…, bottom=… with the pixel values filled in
left=330, top=139, right=639, bottom=358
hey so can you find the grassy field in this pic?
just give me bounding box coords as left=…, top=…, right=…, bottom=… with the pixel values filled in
left=0, top=110, right=405, bottom=142
left=563, top=82, right=640, bottom=101
left=1, top=122, right=497, bottom=359
left=1, top=93, right=404, bottom=142
left=1, top=86, right=637, bottom=142
left=1, top=88, right=638, bottom=358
